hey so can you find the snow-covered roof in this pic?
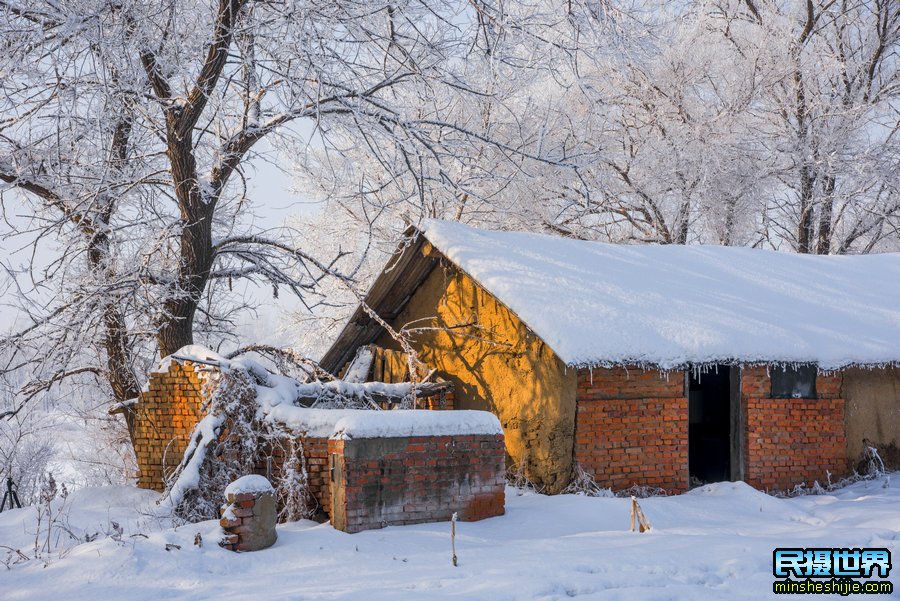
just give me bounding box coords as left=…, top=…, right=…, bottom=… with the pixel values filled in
left=419, top=220, right=900, bottom=370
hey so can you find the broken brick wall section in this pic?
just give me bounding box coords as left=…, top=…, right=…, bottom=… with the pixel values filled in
left=134, top=358, right=455, bottom=497
left=134, top=358, right=505, bottom=533
left=133, top=360, right=206, bottom=491
left=329, top=434, right=506, bottom=534
left=130, top=358, right=332, bottom=517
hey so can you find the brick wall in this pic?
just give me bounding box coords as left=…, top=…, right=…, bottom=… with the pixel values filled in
left=574, top=367, right=689, bottom=493
left=417, top=388, right=455, bottom=411
left=133, top=360, right=206, bottom=491
left=742, top=367, right=848, bottom=491
left=136, top=361, right=503, bottom=533
left=573, top=365, right=849, bottom=494
left=300, top=437, right=331, bottom=513
left=329, top=434, right=506, bottom=533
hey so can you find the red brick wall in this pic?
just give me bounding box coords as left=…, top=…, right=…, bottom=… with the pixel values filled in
left=300, top=437, right=331, bottom=513
left=574, top=367, right=689, bottom=493
left=133, top=360, right=206, bottom=490
left=742, top=367, right=848, bottom=491
left=329, top=434, right=505, bottom=533
left=136, top=361, right=504, bottom=532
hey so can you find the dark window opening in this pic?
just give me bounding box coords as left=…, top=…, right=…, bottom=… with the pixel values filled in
left=770, top=364, right=817, bottom=399
left=689, top=366, right=732, bottom=485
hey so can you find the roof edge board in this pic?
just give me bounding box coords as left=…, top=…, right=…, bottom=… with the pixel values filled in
left=319, top=230, right=437, bottom=373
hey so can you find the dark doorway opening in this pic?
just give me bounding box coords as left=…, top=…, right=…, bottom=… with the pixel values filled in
left=688, top=366, right=732, bottom=485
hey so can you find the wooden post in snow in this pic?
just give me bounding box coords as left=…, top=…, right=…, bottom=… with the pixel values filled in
left=451, top=512, right=458, bottom=566
left=630, top=496, right=651, bottom=533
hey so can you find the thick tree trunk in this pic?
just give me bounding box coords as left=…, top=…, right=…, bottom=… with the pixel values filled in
left=151, top=0, right=244, bottom=358
left=156, top=177, right=216, bottom=357
left=156, top=113, right=218, bottom=357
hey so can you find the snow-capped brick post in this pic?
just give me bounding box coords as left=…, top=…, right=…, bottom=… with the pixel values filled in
left=325, top=411, right=506, bottom=534
left=220, top=475, right=277, bottom=552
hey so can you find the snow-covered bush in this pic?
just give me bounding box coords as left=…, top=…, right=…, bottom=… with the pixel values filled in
left=155, top=346, right=455, bottom=524
left=161, top=366, right=263, bottom=523
left=562, top=464, right=614, bottom=498
left=862, top=444, right=887, bottom=477
left=270, top=436, right=316, bottom=523
left=0, top=402, right=56, bottom=506
left=777, top=446, right=889, bottom=498
left=614, top=485, right=670, bottom=499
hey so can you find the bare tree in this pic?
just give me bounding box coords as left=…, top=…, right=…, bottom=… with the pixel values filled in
left=698, top=0, right=900, bottom=253
left=0, top=0, right=520, bottom=425
left=289, top=0, right=899, bottom=259
left=2, top=0, right=897, bottom=434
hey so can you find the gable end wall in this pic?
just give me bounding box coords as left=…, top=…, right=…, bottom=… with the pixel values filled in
left=376, top=261, right=578, bottom=494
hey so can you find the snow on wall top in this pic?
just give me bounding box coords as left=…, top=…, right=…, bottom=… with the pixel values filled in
left=421, top=219, right=900, bottom=370
left=265, top=407, right=503, bottom=440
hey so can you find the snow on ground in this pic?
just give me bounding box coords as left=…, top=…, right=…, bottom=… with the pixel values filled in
left=2, top=476, right=898, bottom=600
left=421, top=219, right=900, bottom=369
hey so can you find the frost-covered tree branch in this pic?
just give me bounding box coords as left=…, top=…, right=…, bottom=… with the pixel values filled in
left=0, top=0, right=537, bottom=431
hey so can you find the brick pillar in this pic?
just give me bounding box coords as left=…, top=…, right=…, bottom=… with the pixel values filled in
left=220, top=476, right=277, bottom=552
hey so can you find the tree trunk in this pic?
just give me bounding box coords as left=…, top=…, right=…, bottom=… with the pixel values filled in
left=151, top=0, right=243, bottom=358
left=816, top=175, right=835, bottom=255
left=156, top=193, right=216, bottom=357
left=721, top=194, right=738, bottom=246
left=675, top=197, right=691, bottom=244
left=796, top=163, right=816, bottom=253
left=97, top=117, right=142, bottom=439
left=156, top=118, right=218, bottom=357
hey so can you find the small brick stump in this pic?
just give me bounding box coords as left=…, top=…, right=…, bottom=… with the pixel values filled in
left=220, top=475, right=277, bottom=552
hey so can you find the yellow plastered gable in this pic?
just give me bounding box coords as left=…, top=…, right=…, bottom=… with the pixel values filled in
left=376, top=262, right=577, bottom=493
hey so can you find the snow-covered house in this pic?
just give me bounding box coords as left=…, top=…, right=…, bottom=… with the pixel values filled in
left=321, top=220, right=900, bottom=494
